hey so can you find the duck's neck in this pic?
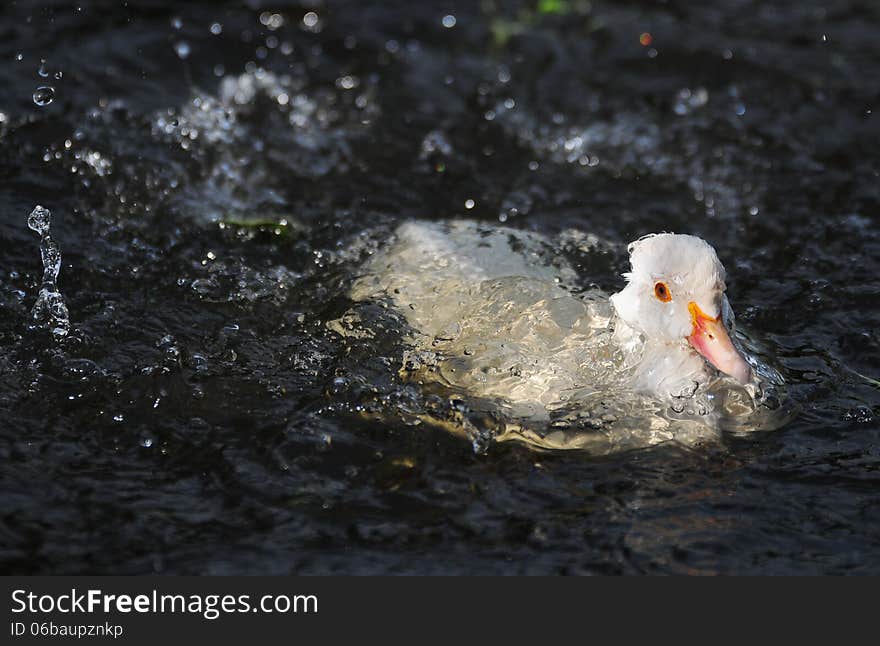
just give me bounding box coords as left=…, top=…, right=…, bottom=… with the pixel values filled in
left=612, top=317, right=710, bottom=398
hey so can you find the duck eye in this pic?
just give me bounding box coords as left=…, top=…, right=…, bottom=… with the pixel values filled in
left=654, top=281, right=672, bottom=302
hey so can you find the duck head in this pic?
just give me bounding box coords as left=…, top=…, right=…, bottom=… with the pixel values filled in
left=609, top=233, right=752, bottom=384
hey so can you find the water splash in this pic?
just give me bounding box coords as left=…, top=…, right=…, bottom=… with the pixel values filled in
left=145, top=67, right=378, bottom=224
left=27, top=205, right=70, bottom=339
left=343, top=220, right=794, bottom=453
left=494, top=101, right=764, bottom=219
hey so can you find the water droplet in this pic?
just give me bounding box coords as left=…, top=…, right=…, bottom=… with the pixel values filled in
left=464, top=199, right=475, bottom=209
left=261, top=13, right=284, bottom=30
left=174, top=41, right=191, bottom=59
left=302, top=11, right=319, bottom=28
left=38, top=59, right=49, bottom=77
left=419, top=130, right=452, bottom=159
left=28, top=205, right=51, bottom=235
left=33, top=86, right=55, bottom=107
left=335, top=75, right=358, bottom=90
left=190, top=353, right=209, bottom=372
left=442, top=15, right=457, bottom=28
left=673, top=87, right=709, bottom=115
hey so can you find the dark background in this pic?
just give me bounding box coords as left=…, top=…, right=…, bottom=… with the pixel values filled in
left=0, top=0, right=878, bottom=574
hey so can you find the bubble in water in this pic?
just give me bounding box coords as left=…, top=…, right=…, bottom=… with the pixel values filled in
left=174, top=41, right=191, bottom=59
left=27, top=205, right=70, bottom=340
left=210, top=22, right=222, bottom=35
left=442, top=15, right=457, bottom=28
left=33, top=86, right=55, bottom=107
left=171, top=16, right=182, bottom=30
left=54, top=71, right=63, bottom=80
left=38, top=59, right=49, bottom=77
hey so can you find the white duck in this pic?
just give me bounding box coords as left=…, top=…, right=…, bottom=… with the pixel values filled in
left=346, top=220, right=783, bottom=449
left=609, top=231, right=751, bottom=390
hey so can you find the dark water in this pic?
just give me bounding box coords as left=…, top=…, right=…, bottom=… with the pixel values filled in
left=1, top=0, right=878, bottom=574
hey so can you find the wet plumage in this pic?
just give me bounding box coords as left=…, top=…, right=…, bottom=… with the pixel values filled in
left=348, top=220, right=786, bottom=449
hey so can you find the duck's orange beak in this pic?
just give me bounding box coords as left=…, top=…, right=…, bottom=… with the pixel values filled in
left=687, top=302, right=751, bottom=384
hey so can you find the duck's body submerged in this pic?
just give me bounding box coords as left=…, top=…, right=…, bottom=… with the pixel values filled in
left=346, top=220, right=790, bottom=451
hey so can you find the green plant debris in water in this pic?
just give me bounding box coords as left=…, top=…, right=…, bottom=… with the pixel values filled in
left=538, top=0, right=571, bottom=15
left=489, top=0, right=587, bottom=46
